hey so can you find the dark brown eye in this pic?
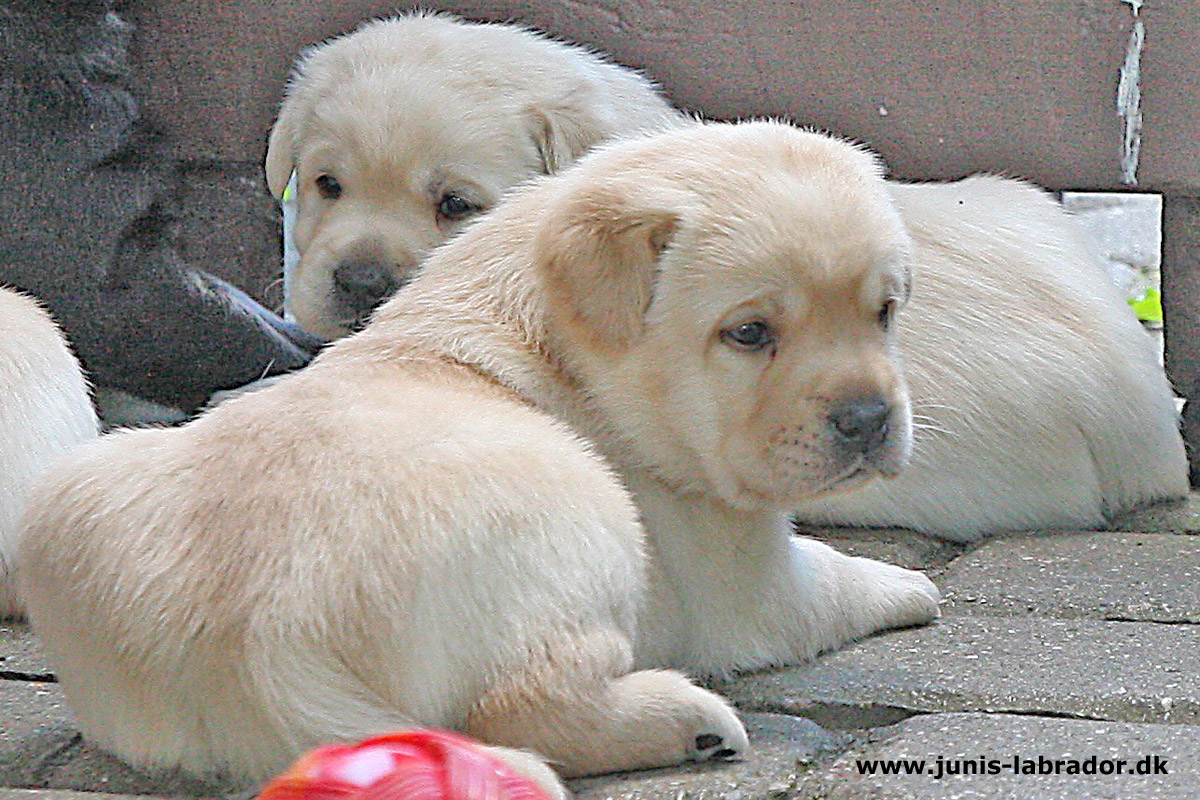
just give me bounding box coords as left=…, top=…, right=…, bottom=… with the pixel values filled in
left=437, top=192, right=482, bottom=222
left=315, top=174, right=342, bottom=200
left=878, top=299, right=896, bottom=331
left=720, top=320, right=776, bottom=352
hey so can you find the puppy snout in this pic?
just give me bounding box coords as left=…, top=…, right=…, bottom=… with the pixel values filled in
left=332, top=260, right=402, bottom=318
left=828, top=397, right=891, bottom=451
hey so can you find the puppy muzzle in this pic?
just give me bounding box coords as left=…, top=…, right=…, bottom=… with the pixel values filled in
left=332, top=259, right=408, bottom=330
left=828, top=396, right=892, bottom=457
left=824, top=394, right=908, bottom=484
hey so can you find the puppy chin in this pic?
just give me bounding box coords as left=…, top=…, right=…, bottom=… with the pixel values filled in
left=716, top=440, right=911, bottom=511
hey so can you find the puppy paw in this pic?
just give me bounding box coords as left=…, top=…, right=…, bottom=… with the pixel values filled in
left=859, top=557, right=941, bottom=630
left=611, top=669, right=749, bottom=768
left=671, top=679, right=750, bottom=764
left=792, top=537, right=940, bottom=643
left=690, top=731, right=744, bottom=762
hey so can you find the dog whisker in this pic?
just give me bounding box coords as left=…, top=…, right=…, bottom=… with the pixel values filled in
left=911, top=422, right=957, bottom=440
left=910, top=413, right=957, bottom=437
left=909, top=400, right=963, bottom=415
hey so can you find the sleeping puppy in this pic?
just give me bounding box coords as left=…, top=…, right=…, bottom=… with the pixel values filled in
left=271, top=13, right=1186, bottom=539
left=265, top=12, right=681, bottom=339
left=19, top=122, right=937, bottom=790
left=0, top=288, right=97, bottom=618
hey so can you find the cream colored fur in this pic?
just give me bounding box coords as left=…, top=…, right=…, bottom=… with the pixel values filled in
left=267, top=12, right=681, bottom=339
left=0, top=288, right=97, bottom=618
left=795, top=177, right=1187, bottom=538
left=20, top=121, right=946, bottom=791
left=267, top=13, right=1185, bottom=539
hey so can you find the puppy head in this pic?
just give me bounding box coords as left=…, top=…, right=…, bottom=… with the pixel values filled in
left=536, top=121, right=914, bottom=509
left=266, top=14, right=670, bottom=340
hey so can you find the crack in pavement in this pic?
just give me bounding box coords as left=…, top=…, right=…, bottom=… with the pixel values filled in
left=0, top=670, right=58, bottom=683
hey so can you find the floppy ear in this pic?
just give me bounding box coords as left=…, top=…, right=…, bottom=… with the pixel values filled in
left=536, top=183, right=682, bottom=350
left=264, top=95, right=302, bottom=199
left=526, top=99, right=611, bottom=175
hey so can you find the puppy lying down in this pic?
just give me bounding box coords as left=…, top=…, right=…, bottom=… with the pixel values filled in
left=273, top=13, right=1186, bottom=540
left=21, top=122, right=939, bottom=793
left=0, top=288, right=96, bottom=618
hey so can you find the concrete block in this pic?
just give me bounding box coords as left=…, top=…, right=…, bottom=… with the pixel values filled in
left=939, top=532, right=1200, bottom=622
left=719, top=617, right=1200, bottom=727
left=1162, top=196, right=1200, bottom=483
left=0, top=681, right=213, bottom=796
left=0, top=625, right=51, bottom=680
left=800, top=712, right=1200, bottom=800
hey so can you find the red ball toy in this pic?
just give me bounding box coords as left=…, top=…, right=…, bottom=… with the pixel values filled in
left=258, top=729, right=556, bottom=800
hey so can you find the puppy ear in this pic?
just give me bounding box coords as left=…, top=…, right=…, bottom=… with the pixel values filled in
left=526, top=100, right=609, bottom=174
left=537, top=183, right=682, bottom=349
left=264, top=96, right=301, bottom=199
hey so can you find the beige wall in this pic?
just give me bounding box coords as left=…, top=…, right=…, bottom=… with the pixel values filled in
left=125, top=0, right=1196, bottom=192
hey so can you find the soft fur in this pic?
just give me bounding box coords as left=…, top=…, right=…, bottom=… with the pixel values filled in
left=795, top=177, right=1187, bottom=538
left=269, top=13, right=1186, bottom=539
left=20, top=122, right=939, bottom=791
left=267, top=12, right=681, bottom=339
left=0, top=288, right=97, bottom=617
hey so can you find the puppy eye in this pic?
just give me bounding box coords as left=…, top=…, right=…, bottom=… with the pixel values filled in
left=314, top=174, right=342, bottom=200
left=437, top=193, right=482, bottom=222
left=878, top=299, right=896, bottom=331
left=720, top=321, right=776, bottom=352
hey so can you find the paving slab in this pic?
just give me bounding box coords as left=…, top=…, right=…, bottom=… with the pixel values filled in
left=718, top=616, right=1200, bottom=727
left=0, top=681, right=215, bottom=797
left=0, top=624, right=51, bottom=680
left=939, top=532, right=1200, bottom=622
left=799, top=712, right=1200, bottom=800
left=1110, top=495, right=1200, bottom=533
left=571, top=712, right=849, bottom=800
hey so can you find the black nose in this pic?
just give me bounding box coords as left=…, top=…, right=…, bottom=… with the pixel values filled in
left=332, top=261, right=401, bottom=317
left=829, top=397, right=891, bottom=449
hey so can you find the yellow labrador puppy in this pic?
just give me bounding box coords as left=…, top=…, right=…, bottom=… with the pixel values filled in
left=267, top=12, right=680, bottom=339
left=0, top=288, right=97, bottom=618
left=20, top=122, right=937, bottom=791
left=797, top=177, right=1187, bottom=538
left=271, top=13, right=1186, bottom=539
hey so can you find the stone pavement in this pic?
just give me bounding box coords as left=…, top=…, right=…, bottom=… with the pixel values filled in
left=4, top=496, right=1199, bottom=800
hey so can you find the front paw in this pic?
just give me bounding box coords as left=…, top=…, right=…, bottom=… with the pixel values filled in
left=857, top=556, right=941, bottom=630
left=792, top=536, right=940, bottom=648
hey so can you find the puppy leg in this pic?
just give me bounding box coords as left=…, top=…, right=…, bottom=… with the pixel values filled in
left=466, top=629, right=747, bottom=777
left=790, top=535, right=941, bottom=650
